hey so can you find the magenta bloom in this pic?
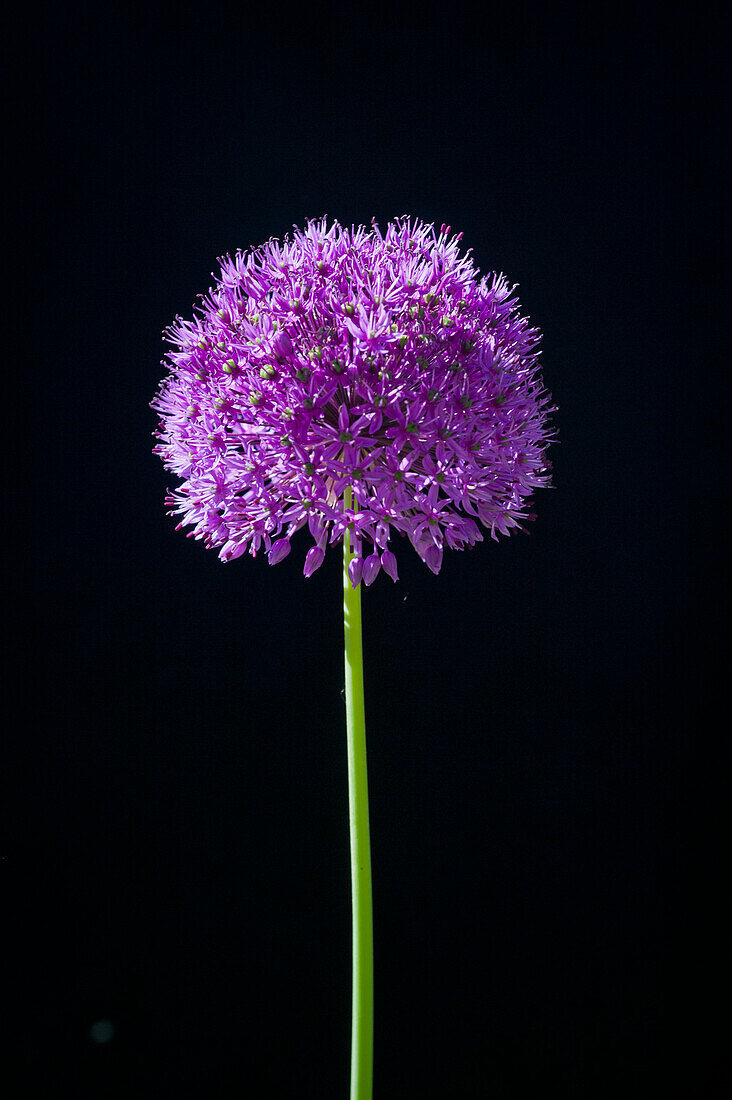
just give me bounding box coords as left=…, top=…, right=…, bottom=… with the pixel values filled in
left=152, top=217, right=555, bottom=584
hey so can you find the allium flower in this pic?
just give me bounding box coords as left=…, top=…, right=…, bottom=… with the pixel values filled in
left=152, top=217, right=555, bottom=584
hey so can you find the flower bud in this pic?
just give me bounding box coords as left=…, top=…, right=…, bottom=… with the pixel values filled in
left=303, top=545, right=325, bottom=577
left=273, top=330, right=293, bottom=359
left=362, top=553, right=381, bottom=586
left=267, top=539, right=291, bottom=565
left=381, top=550, right=398, bottom=581
left=423, top=545, right=443, bottom=574
left=348, top=557, right=363, bottom=588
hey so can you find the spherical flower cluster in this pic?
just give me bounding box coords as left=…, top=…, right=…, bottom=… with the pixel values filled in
left=151, top=217, right=555, bottom=584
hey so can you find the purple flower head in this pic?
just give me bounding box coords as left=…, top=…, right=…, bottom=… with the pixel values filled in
left=151, top=217, right=556, bottom=582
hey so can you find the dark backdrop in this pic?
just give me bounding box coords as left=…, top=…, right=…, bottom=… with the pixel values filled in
left=6, top=4, right=723, bottom=1097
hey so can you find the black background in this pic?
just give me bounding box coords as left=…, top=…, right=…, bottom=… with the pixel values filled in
left=5, top=4, right=724, bottom=1097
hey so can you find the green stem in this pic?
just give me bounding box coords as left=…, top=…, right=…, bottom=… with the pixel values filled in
left=343, top=486, right=374, bottom=1100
